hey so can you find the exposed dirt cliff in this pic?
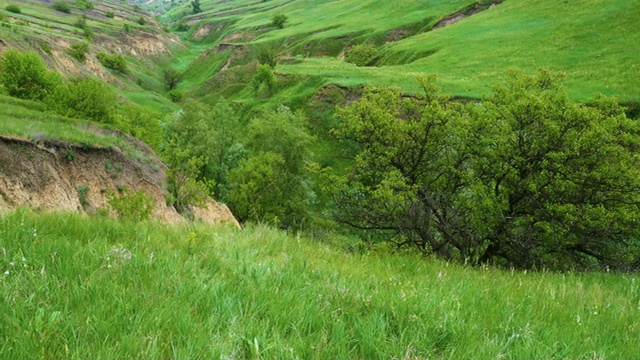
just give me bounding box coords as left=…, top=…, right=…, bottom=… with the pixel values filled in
left=0, top=135, right=239, bottom=228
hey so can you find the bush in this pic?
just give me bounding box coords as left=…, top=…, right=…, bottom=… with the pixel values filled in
left=167, top=89, right=184, bottom=102
left=105, top=11, right=115, bottom=19
left=96, top=52, right=128, bottom=73
left=66, top=41, right=89, bottom=62
left=271, top=14, right=287, bottom=29
left=75, top=0, right=93, bottom=10
left=5, top=5, right=20, bottom=14
left=39, top=42, right=52, bottom=55
left=0, top=49, right=61, bottom=101
left=106, top=188, right=156, bottom=221
left=52, top=2, right=72, bottom=14
left=46, top=77, right=116, bottom=124
left=136, top=16, right=146, bottom=25
left=345, top=43, right=378, bottom=67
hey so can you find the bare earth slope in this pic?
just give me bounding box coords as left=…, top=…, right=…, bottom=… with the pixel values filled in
left=0, top=136, right=239, bottom=227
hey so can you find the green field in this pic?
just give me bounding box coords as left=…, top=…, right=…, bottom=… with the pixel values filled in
left=168, top=0, right=640, bottom=103
left=1, top=210, right=639, bottom=359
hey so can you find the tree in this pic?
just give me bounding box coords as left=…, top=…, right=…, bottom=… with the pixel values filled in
left=271, top=14, right=287, bottom=29
left=330, top=71, right=640, bottom=270
left=163, top=68, right=184, bottom=90
left=227, top=106, right=314, bottom=229
left=191, top=0, right=202, bottom=14
left=0, top=49, right=61, bottom=101
left=252, top=64, right=276, bottom=96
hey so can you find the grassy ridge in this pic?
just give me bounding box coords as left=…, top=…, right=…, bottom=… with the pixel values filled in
left=171, top=0, right=639, bottom=103
left=1, top=210, right=638, bottom=358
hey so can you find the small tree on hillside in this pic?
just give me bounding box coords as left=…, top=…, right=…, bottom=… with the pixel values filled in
left=271, top=14, right=287, bottom=29
left=191, top=0, right=202, bottom=14
left=163, top=68, right=184, bottom=90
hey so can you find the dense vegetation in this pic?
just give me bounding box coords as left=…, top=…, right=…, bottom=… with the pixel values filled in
left=1, top=0, right=640, bottom=357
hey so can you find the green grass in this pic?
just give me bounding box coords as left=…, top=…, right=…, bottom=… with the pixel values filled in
left=170, top=0, right=639, bottom=103
left=0, top=95, right=154, bottom=162
left=1, top=210, right=639, bottom=358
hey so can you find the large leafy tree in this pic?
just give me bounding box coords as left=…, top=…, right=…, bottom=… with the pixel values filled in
left=330, top=71, right=640, bottom=270
left=228, top=106, right=314, bottom=229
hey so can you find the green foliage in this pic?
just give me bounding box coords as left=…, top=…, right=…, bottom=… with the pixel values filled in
left=123, top=23, right=130, bottom=33
left=105, top=11, right=115, bottom=19
left=136, top=16, right=146, bottom=26
left=271, top=14, right=287, bottom=29
left=191, top=0, right=202, bottom=14
left=252, top=64, right=276, bottom=96
left=39, top=42, right=52, bottom=55
left=76, top=184, right=90, bottom=210
left=106, top=188, right=156, bottom=221
left=228, top=106, right=314, bottom=229
left=257, top=46, right=278, bottom=68
left=114, top=105, right=163, bottom=150
left=165, top=148, right=212, bottom=218
left=52, top=1, right=72, bottom=14
left=329, top=71, right=640, bottom=270
left=65, top=41, right=89, bottom=62
left=167, top=89, right=183, bottom=102
left=75, top=0, right=94, bottom=10
left=0, top=49, right=61, bottom=101
left=163, top=68, right=183, bottom=90
left=46, top=77, right=117, bottom=124
left=5, top=4, right=21, bottom=14
left=345, top=43, right=378, bottom=67
left=96, top=52, right=128, bottom=74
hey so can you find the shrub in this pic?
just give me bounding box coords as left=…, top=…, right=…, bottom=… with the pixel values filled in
left=0, top=49, right=61, bottom=101
left=46, top=77, right=116, bottom=124
left=76, top=184, right=90, bottom=210
left=167, top=89, right=184, bottom=102
left=136, top=16, right=146, bottom=25
left=75, top=0, right=93, bottom=10
left=345, top=43, right=378, bottom=67
left=66, top=41, right=89, bottom=62
left=105, top=11, right=115, bottom=18
left=5, top=5, right=20, bottom=14
left=52, top=2, right=72, bottom=14
left=96, top=52, right=128, bottom=73
left=106, top=188, right=156, bottom=221
left=271, top=14, right=287, bottom=29
left=39, top=42, right=52, bottom=55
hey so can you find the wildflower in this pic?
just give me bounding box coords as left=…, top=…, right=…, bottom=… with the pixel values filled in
left=3, top=271, right=8, bottom=276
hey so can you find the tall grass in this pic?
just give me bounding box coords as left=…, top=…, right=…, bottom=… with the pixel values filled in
left=1, top=210, right=638, bottom=358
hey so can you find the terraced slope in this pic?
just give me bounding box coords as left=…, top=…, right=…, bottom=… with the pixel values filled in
left=172, top=0, right=639, bottom=102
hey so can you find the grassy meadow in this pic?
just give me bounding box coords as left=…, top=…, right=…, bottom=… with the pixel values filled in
left=1, top=210, right=638, bottom=359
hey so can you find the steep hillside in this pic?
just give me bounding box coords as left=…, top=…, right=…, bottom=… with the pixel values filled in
left=0, top=0, right=184, bottom=110
left=171, top=0, right=639, bottom=104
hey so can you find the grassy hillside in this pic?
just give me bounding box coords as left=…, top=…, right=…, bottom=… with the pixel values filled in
left=0, top=0, right=181, bottom=110
left=169, top=0, right=639, bottom=103
left=1, top=210, right=639, bottom=358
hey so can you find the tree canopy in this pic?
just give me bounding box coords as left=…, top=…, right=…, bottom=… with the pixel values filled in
left=328, top=71, right=640, bottom=270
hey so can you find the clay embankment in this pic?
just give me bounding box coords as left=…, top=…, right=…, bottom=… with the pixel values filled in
left=0, top=136, right=239, bottom=227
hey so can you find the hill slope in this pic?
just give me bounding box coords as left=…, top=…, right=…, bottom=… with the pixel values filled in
left=173, top=0, right=639, bottom=103
left=1, top=211, right=639, bottom=358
